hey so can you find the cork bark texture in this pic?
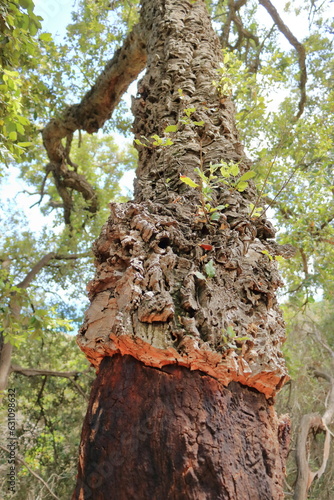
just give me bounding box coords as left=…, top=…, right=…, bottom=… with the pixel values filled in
left=72, top=355, right=290, bottom=500
left=77, top=0, right=289, bottom=398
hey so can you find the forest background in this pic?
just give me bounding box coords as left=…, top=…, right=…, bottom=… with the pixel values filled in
left=0, top=0, right=333, bottom=498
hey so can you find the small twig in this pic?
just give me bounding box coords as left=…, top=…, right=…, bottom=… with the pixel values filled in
left=260, top=164, right=300, bottom=217
left=250, top=153, right=278, bottom=217
left=198, top=139, right=210, bottom=223
left=69, top=378, right=89, bottom=402
left=29, top=164, right=52, bottom=209
left=0, top=444, right=60, bottom=500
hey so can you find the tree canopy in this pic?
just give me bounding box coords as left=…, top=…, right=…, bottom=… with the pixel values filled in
left=0, top=0, right=333, bottom=498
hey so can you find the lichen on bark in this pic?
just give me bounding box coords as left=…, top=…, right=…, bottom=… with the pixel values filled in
left=77, top=0, right=289, bottom=398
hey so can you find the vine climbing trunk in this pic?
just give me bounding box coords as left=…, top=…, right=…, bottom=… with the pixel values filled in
left=73, top=1, right=290, bottom=498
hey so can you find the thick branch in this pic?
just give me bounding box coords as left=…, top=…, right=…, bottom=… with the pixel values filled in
left=10, top=364, right=90, bottom=400
left=42, top=23, right=147, bottom=224
left=221, top=0, right=260, bottom=59
left=16, top=252, right=56, bottom=289
left=220, top=1, right=234, bottom=48
left=259, top=0, right=307, bottom=119
left=53, top=251, right=91, bottom=261
left=17, top=251, right=91, bottom=289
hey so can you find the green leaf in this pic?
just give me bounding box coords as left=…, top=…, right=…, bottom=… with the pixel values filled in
left=19, top=0, right=34, bottom=9
left=180, top=175, right=199, bottom=188
left=226, top=325, right=235, bottom=337
left=184, top=107, right=196, bottom=117
left=249, top=203, right=263, bottom=217
left=17, top=142, right=33, bottom=147
left=210, top=211, right=221, bottom=221
left=17, top=116, right=29, bottom=125
left=204, top=259, right=216, bottom=278
left=235, top=181, right=248, bottom=192
left=39, top=33, right=53, bottom=42
left=9, top=131, right=17, bottom=141
left=164, top=124, right=178, bottom=133
left=261, top=250, right=273, bottom=261
left=238, top=170, right=256, bottom=182
left=229, top=163, right=239, bottom=176
left=163, top=138, right=174, bottom=146
left=274, top=255, right=285, bottom=262
left=134, top=139, right=148, bottom=147
left=194, top=167, right=208, bottom=183
left=28, top=20, right=39, bottom=36
left=192, top=120, right=205, bottom=126
left=194, top=271, right=206, bottom=280
left=16, top=123, right=25, bottom=134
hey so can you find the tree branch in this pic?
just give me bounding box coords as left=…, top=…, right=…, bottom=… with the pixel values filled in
left=16, top=253, right=56, bottom=289
left=10, top=364, right=90, bottom=401
left=294, top=368, right=334, bottom=499
left=0, top=251, right=92, bottom=395
left=10, top=364, right=83, bottom=379
left=53, top=251, right=91, bottom=260
left=42, top=23, right=147, bottom=224
left=258, top=0, right=307, bottom=120
left=16, top=251, right=91, bottom=289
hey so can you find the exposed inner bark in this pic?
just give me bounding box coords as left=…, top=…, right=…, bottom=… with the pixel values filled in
left=72, top=355, right=290, bottom=500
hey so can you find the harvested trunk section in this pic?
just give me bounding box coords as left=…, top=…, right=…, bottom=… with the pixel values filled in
left=74, top=1, right=290, bottom=498
left=72, top=355, right=290, bottom=500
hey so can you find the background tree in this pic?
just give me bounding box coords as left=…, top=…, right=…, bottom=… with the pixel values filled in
left=0, top=0, right=333, bottom=498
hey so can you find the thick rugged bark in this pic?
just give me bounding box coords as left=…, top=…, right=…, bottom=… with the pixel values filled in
left=78, top=0, right=288, bottom=396
left=74, top=1, right=290, bottom=498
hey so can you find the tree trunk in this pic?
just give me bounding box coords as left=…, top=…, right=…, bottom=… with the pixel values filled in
left=73, top=1, right=290, bottom=498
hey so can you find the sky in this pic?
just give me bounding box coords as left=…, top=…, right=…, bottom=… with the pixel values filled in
left=34, top=0, right=73, bottom=39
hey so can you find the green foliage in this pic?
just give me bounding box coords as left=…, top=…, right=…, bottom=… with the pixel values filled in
left=0, top=0, right=45, bottom=163
left=277, top=300, right=334, bottom=498
left=180, top=160, right=255, bottom=220
left=0, top=329, right=94, bottom=499
left=212, top=52, right=233, bottom=97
